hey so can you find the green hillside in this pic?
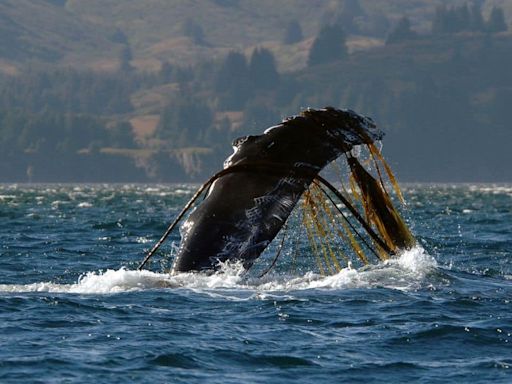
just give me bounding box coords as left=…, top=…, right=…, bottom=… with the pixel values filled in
left=0, top=0, right=124, bottom=72
left=0, top=0, right=511, bottom=182
left=3, top=0, right=509, bottom=72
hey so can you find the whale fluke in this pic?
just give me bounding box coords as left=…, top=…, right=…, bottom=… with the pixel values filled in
left=138, top=107, right=415, bottom=274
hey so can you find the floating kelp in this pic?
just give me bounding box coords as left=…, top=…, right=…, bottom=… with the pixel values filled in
left=138, top=107, right=415, bottom=275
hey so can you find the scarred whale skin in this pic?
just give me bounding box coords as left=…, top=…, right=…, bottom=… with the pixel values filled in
left=171, top=107, right=384, bottom=273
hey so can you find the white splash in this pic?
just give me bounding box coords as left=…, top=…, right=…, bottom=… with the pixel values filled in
left=0, top=269, right=171, bottom=294
left=0, top=246, right=436, bottom=295
left=254, top=246, right=437, bottom=291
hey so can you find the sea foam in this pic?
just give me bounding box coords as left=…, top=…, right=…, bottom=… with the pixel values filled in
left=0, top=246, right=436, bottom=295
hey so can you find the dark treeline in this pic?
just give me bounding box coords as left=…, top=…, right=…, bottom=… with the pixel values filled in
left=432, top=4, right=507, bottom=34
left=0, top=69, right=135, bottom=115
left=0, top=1, right=511, bottom=182
left=0, top=107, right=139, bottom=182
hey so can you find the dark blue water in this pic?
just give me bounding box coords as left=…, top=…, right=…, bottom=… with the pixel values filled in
left=1, top=184, right=511, bottom=383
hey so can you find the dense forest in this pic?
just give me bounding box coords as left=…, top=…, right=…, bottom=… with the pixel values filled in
left=0, top=0, right=511, bottom=182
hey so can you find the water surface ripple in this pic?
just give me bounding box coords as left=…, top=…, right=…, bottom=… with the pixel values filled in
left=0, top=184, right=511, bottom=383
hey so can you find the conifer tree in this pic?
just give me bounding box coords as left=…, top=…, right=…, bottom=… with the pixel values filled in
left=182, top=18, right=206, bottom=45
left=283, top=20, right=303, bottom=44
left=486, top=7, right=507, bottom=33
left=386, top=17, right=417, bottom=45
left=338, top=0, right=365, bottom=34
left=215, top=51, right=251, bottom=109
left=157, top=97, right=213, bottom=147
left=215, top=51, right=249, bottom=92
left=469, top=3, right=485, bottom=32
left=119, top=45, right=134, bottom=72
left=308, top=24, right=348, bottom=67
left=159, top=61, right=173, bottom=83
left=249, top=48, right=279, bottom=90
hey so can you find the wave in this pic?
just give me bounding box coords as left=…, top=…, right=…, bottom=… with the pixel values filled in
left=0, top=246, right=437, bottom=295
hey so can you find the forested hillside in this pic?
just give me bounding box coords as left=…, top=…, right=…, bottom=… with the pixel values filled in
left=0, top=0, right=511, bottom=182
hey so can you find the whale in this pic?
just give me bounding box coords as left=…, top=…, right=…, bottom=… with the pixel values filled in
left=170, top=107, right=391, bottom=272
left=137, top=107, right=415, bottom=273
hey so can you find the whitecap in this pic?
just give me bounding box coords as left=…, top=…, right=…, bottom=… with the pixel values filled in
left=136, top=236, right=152, bottom=244
left=250, top=246, right=437, bottom=292
left=173, top=189, right=193, bottom=195
left=0, top=247, right=436, bottom=296
left=0, top=269, right=171, bottom=294
left=51, top=200, right=69, bottom=207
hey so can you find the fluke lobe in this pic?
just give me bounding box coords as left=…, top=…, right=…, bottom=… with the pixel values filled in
left=171, top=107, right=384, bottom=273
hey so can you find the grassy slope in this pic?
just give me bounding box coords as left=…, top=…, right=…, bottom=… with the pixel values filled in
left=0, top=0, right=510, bottom=181
left=0, top=0, right=124, bottom=72
left=63, top=0, right=512, bottom=66
left=1, top=0, right=509, bottom=73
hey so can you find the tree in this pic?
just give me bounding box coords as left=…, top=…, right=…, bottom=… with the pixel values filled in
left=215, top=51, right=251, bottom=109
left=386, top=17, right=417, bottom=45
left=111, top=28, right=128, bottom=44
left=215, top=51, right=248, bottom=92
left=455, top=5, right=470, bottom=32
left=342, top=0, right=365, bottom=32
left=342, top=0, right=365, bottom=19
left=108, top=121, right=136, bottom=148
left=156, top=97, right=213, bottom=147
left=486, top=7, right=508, bottom=33
left=432, top=5, right=468, bottom=34
left=308, top=24, right=348, bottom=67
left=364, top=11, right=391, bottom=37
left=283, top=20, right=303, bottom=44
left=182, top=18, right=206, bottom=45
left=159, top=61, right=174, bottom=83
left=432, top=4, right=501, bottom=34
left=119, top=44, right=134, bottom=72
left=469, top=3, right=485, bottom=32
left=432, top=5, right=449, bottom=34
left=249, top=48, right=279, bottom=90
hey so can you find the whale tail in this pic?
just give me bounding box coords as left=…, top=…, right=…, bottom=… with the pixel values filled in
left=138, top=107, right=415, bottom=274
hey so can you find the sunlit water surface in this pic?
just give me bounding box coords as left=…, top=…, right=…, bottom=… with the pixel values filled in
left=0, top=184, right=511, bottom=383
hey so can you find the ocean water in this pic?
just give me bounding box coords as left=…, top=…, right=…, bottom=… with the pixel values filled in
left=0, top=183, right=511, bottom=383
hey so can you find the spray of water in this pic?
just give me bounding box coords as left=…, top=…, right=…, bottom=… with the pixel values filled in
left=0, top=246, right=437, bottom=295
